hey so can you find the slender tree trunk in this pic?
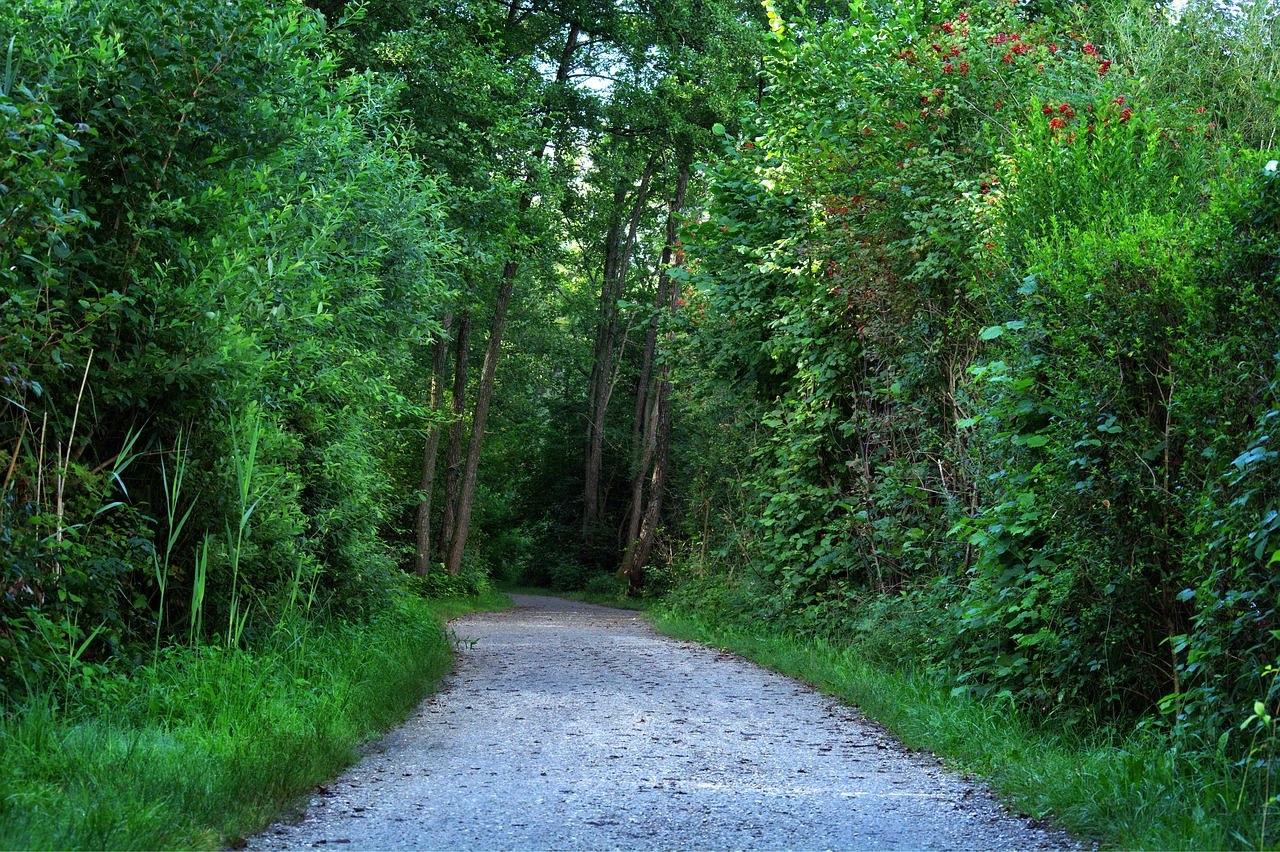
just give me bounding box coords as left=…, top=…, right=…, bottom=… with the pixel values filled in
left=440, top=311, right=471, bottom=560
left=623, top=365, right=661, bottom=549
left=413, top=314, right=454, bottom=576
left=625, top=380, right=673, bottom=592
left=621, top=250, right=667, bottom=552
left=583, top=154, right=657, bottom=540
left=583, top=200, right=626, bottom=540
left=445, top=264, right=517, bottom=575
left=443, top=22, right=580, bottom=575
left=621, top=163, right=689, bottom=593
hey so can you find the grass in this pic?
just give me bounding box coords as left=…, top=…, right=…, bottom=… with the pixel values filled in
left=0, top=590, right=512, bottom=850
left=654, top=603, right=1271, bottom=851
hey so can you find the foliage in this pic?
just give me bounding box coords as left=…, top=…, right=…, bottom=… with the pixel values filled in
left=673, top=1, right=1280, bottom=836
left=1, top=0, right=454, bottom=700
left=0, top=590, right=510, bottom=850
left=5, top=0, right=1280, bottom=842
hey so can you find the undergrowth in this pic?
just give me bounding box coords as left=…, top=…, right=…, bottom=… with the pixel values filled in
left=0, top=590, right=511, bottom=850
left=654, top=594, right=1273, bottom=850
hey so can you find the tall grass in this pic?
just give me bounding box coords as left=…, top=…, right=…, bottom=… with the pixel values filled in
left=225, top=404, right=268, bottom=648
left=0, top=590, right=511, bottom=850
left=153, top=425, right=196, bottom=653
left=654, top=603, right=1273, bottom=850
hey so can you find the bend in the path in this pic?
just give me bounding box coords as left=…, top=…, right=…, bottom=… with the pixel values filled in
left=251, top=594, right=1076, bottom=851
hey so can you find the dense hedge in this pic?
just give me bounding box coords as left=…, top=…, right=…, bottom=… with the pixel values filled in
left=676, top=0, right=1280, bottom=751
left=1, top=0, right=454, bottom=700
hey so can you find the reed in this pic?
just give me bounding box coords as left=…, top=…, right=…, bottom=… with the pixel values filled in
left=153, top=426, right=197, bottom=652
left=225, top=404, right=268, bottom=648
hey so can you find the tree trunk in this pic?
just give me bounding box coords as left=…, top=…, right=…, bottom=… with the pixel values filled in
left=621, top=162, right=689, bottom=594
left=445, top=264, right=517, bottom=575
left=440, top=311, right=471, bottom=559
left=622, top=247, right=667, bottom=553
left=624, top=380, right=672, bottom=593
left=582, top=154, right=657, bottom=541
left=413, top=314, right=454, bottom=577
left=443, top=22, right=580, bottom=575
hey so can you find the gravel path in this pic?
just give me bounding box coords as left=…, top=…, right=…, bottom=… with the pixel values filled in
left=250, top=594, right=1075, bottom=851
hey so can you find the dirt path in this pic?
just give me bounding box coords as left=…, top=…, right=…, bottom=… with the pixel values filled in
left=250, top=594, right=1075, bottom=850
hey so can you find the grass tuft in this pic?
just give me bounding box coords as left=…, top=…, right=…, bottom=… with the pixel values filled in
left=0, top=590, right=512, bottom=850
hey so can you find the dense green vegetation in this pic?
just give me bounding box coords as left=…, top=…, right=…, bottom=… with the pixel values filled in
left=0, top=590, right=510, bottom=849
left=659, top=0, right=1280, bottom=844
left=3, top=0, right=1279, bottom=845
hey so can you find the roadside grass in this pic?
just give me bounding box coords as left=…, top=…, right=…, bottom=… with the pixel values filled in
left=654, top=605, right=1268, bottom=851
left=0, top=590, right=511, bottom=850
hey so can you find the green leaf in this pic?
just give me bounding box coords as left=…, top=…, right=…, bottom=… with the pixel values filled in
left=979, top=325, right=1004, bottom=340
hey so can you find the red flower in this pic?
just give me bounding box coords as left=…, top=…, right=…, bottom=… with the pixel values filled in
left=1113, top=96, right=1125, bottom=106
left=958, top=11, right=969, bottom=21
left=1098, top=59, right=1112, bottom=75
left=958, top=61, right=970, bottom=75
left=1042, top=105, right=1054, bottom=115
left=1059, top=103, right=1075, bottom=118
left=1048, top=42, right=1058, bottom=53
left=1119, top=107, right=1132, bottom=123
left=893, top=121, right=907, bottom=129
left=993, top=99, right=1003, bottom=110
left=1049, top=116, right=1066, bottom=129
left=1083, top=42, right=1098, bottom=55
left=932, top=42, right=943, bottom=52
left=942, top=62, right=953, bottom=73
left=949, top=45, right=962, bottom=57
left=942, top=21, right=954, bottom=32
left=1196, top=106, right=1207, bottom=114
left=1002, top=52, right=1013, bottom=63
